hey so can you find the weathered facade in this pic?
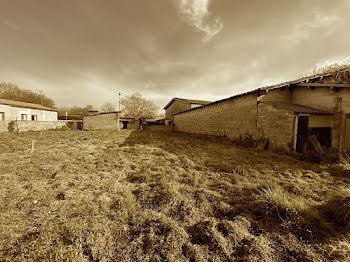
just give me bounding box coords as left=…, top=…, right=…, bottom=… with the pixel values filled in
left=164, top=98, right=212, bottom=120
left=0, top=99, right=59, bottom=132
left=0, top=99, right=58, bottom=121
left=173, top=70, right=350, bottom=152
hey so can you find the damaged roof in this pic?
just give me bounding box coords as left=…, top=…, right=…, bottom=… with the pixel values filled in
left=263, top=102, right=332, bottom=115
left=173, top=68, right=350, bottom=116
left=261, top=68, right=350, bottom=91
left=164, top=97, right=212, bottom=109
left=0, top=98, right=57, bottom=112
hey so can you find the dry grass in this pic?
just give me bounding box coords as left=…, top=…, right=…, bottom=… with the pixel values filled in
left=1, top=130, right=350, bottom=261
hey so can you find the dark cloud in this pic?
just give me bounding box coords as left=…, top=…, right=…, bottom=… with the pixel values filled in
left=0, top=0, right=349, bottom=110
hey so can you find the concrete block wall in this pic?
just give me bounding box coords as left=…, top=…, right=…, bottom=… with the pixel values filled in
left=165, top=100, right=191, bottom=120
left=258, top=103, right=295, bottom=151
left=260, top=88, right=291, bottom=103
left=84, top=114, right=120, bottom=130
left=173, top=93, right=258, bottom=139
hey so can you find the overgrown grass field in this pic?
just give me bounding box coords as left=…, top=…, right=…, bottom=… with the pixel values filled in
left=1, top=130, right=350, bottom=261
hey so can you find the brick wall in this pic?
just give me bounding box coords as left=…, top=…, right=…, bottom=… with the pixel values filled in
left=9, top=121, right=67, bottom=132
left=173, top=93, right=258, bottom=139
left=258, top=103, right=295, bottom=151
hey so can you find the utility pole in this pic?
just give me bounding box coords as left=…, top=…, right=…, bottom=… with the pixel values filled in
left=118, top=92, right=121, bottom=112
left=118, top=92, right=121, bottom=131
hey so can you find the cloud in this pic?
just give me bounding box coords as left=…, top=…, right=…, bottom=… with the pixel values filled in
left=176, top=0, right=223, bottom=41
left=280, top=12, right=341, bottom=45
left=3, top=20, right=20, bottom=31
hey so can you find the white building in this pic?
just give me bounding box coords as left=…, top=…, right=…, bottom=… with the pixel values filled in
left=0, top=99, right=58, bottom=122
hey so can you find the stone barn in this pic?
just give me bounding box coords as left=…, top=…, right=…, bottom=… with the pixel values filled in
left=164, top=98, right=212, bottom=121
left=173, top=70, right=350, bottom=152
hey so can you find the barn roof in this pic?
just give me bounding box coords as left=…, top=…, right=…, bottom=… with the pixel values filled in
left=263, top=102, right=332, bottom=115
left=163, top=97, right=212, bottom=109
left=173, top=68, right=350, bottom=116
left=260, top=68, right=350, bottom=91
left=0, top=98, right=57, bottom=112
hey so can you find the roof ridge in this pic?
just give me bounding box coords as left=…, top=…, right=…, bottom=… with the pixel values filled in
left=0, top=98, right=56, bottom=111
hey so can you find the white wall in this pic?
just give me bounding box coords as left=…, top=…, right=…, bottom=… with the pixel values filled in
left=0, top=104, right=57, bottom=121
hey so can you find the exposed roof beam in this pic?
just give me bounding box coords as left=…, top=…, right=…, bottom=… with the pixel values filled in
left=295, top=83, right=350, bottom=88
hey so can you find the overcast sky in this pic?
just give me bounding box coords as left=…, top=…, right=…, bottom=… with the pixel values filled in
left=1, top=0, right=350, bottom=110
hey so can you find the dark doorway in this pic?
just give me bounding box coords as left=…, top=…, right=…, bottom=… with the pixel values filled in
left=296, top=116, right=309, bottom=153
left=309, top=127, right=331, bottom=148
left=122, top=121, right=128, bottom=129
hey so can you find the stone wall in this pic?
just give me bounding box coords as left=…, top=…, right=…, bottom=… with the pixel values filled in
left=173, top=93, right=258, bottom=139
left=9, top=121, right=67, bottom=132
left=0, top=121, right=10, bottom=132
left=257, top=103, right=296, bottom=151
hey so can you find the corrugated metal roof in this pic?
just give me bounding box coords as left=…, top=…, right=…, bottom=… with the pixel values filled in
left=0, top=98, right=57, bottom=112
left=262, top=102, right=332, bottom=114
left=164, top=97, right=212, bottom=109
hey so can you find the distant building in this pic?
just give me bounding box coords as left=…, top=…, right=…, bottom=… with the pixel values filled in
left=83, top=112, right=139, bottom=130
left=163, top=98, right=212, bottom=121
left=0, top=99, right=58, bottom=121
left=153, top=118, right=172, bottom=125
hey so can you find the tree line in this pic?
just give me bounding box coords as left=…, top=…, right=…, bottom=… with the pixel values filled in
left=1, top=82, right=159, bottom=119
left=0, top=82, right=55, bottom=108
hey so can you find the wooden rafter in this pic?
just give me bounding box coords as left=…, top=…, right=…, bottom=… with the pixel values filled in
left=295, top=83, right=350, bottom=88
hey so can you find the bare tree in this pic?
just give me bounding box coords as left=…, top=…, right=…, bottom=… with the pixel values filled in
left=121, top=93, right=158, bottom=119
left=57, top=105, right=95, bottom=120
left=100, top=102, right=116, bottom=112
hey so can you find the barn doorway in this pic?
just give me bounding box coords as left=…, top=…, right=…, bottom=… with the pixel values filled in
left=309, top=127, right=331, bottom=148
left=345, top=115, right=350, bottom=151
left=296, top=116, right=309, bottom=153
left=122, top=121, right=128, bottom=129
